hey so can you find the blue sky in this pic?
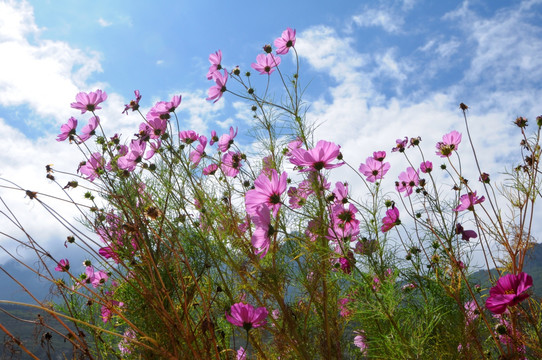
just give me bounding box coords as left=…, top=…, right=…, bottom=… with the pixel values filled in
left=1, top=0, right=542, bottom=267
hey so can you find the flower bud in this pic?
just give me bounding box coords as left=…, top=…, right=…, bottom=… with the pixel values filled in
left=514, top=116, right=528, bottom=128
left=479, top=172, right=490, bottom=183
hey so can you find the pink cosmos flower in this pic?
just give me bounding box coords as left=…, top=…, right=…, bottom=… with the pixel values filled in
left=207, top=69, right=228, bottom=103
left=206, top=50, right=223, bottom=79
left=147, top=117, right=168, bottom=139
left=245, top=169, right=288, bottom=217
left=147, top=102, right=170, bottom=120
left=122, top=90, right=141, bottom=114
left=84, top=266, right=108, bottom=288
left=251, top=53, right=281, bottom=75
left=287, top=186, right=306, bottom=209
left=99, top=246, right=118, bottom=262
left=225, top=302, right=268, bottom=331
left=381, top=207, right=400, bottom=233
left=327, top=222, right=360, bottom=244
left=372, top=151, right=386, bottom=161
left=464, top=301, right=479, bottom=326
left=71, top=89, right=107, bottom=114
left=118, top=140, right=146, bottom=172
left=209, top=130, right=219, bottom=145
left=218, top=126, right=238, bottom=152
left=78, top=116, right=100, bottom=143
left=359, top=157, right=391, bottom=183
left=289, top=140, right=344, bottom=172
left=454, top=191, right=485, bottom=212
left=396, top=167, right=420, bottom=196
left=54, top=259, right=70, bottom=272
left=338, top=297, right=354, bottom=318
left=237, top=347, right=246, bottom=360
left=455, top=223, right=477, bottom=241
left=152, top=95, right=182, bottom=115
left=402, top=283, right=416, bottom=291
left=331, top=203, right=360, bottom=232
left=179, top=130, right=199, bottom=144
left=79, top=152, right=105, bottom=182
left=436, top=130, right=462, bottom=158
left=144, top=139, right=162, bottom=160
left=331, top=252, right=355, bottom=275
left=251, top=204, right=273, bottom=258
left=118, top=329, right=136, bottom=354
left=221, top=151, right=243, bottom=177
left=274, top=27, right=296, bottom=55
left=101, top=300, right=123, bottom=323
left=203, top=163, right=219, bottom=176
left=189, top=135, right=208, bottom=166
left=353, top=330, right=368, bottom=355
left=167, top=94, right=182, bottom=112
left=333, top=182, right=349, bottom=204
left=287, top=179, right=314, bottom=209
left=57, top=117, right=78, bottom=142
left=286, top=138, right=303, bottom=156
left=420, top=161, right=433, bottom=173
left=392, top=137, right=408, bottom=152
left=485, top=272, right=533, bottom=314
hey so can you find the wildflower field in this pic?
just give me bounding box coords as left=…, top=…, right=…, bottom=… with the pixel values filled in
left=1, top=19, right=542, bottom=360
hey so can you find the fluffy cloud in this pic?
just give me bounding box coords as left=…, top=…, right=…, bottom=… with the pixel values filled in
left=0, top=0, right=104, bottom=127
left=295, top=2, right=542, bottom=266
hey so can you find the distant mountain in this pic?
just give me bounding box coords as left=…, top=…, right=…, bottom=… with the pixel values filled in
left=469, top=242, right=542, bottom=296
left=0, top=260, right=53, bottom=303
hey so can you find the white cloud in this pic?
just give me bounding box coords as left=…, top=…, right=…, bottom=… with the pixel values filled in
left=352, top=9, right=403, bottom=34
left=0, top=0, right=38, bottom=42
left=296, top=3, right=542, bottom=265
left=97, top=17, right=112, bottom=27
left=349, top=1, right=412, bottom=34
left=175, top=90, right=225, bottom=135
left=0, top=0, right=104, bottom=127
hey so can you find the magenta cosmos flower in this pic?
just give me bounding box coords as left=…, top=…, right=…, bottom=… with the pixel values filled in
left=79, top=152, right=105, bottom=182
left=179, top=130, right=199, bottom=144
left=359, top=157, right=391, bottom=183
left=381, top=206, right=400, bottom=233
left=251, top=53, right=281, bottom=75
left=57, top=117, right=78, bottom=142
left=221, top=151, right=243, bottom=177
left=485, top=272, right=533, bottom=314
left=454, top=191, right=485, bottom=212
left=206, top=50, right=223, bottom=80
left=218, top=126, right=238, bottom=152
left=122, top=90, right=142, bottom=114
left=455, top=223, right=477, bottom=241
left=420, top=161, right=433, bottom=173
left=396, top=167, right=419, bottom=197
left=189, top=135, right=208, bottom=166
left=289, top=140, right=344, bottom=172
left=274, top=27, right=296, bottom=55
left=436, top=130, right=462, bottom=158
left=225, top=302, right=268, bottom=331
left=71, top=89, right=107, bottom=114
left=78, top=116, right=100, bottom=143
left=54, top=259, right=70, bottom=272
left=207, top=69, right=228, bottom=103
left=251, top=204, right=274, bottom=258
left=245, top=169, right=288, bottom=217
